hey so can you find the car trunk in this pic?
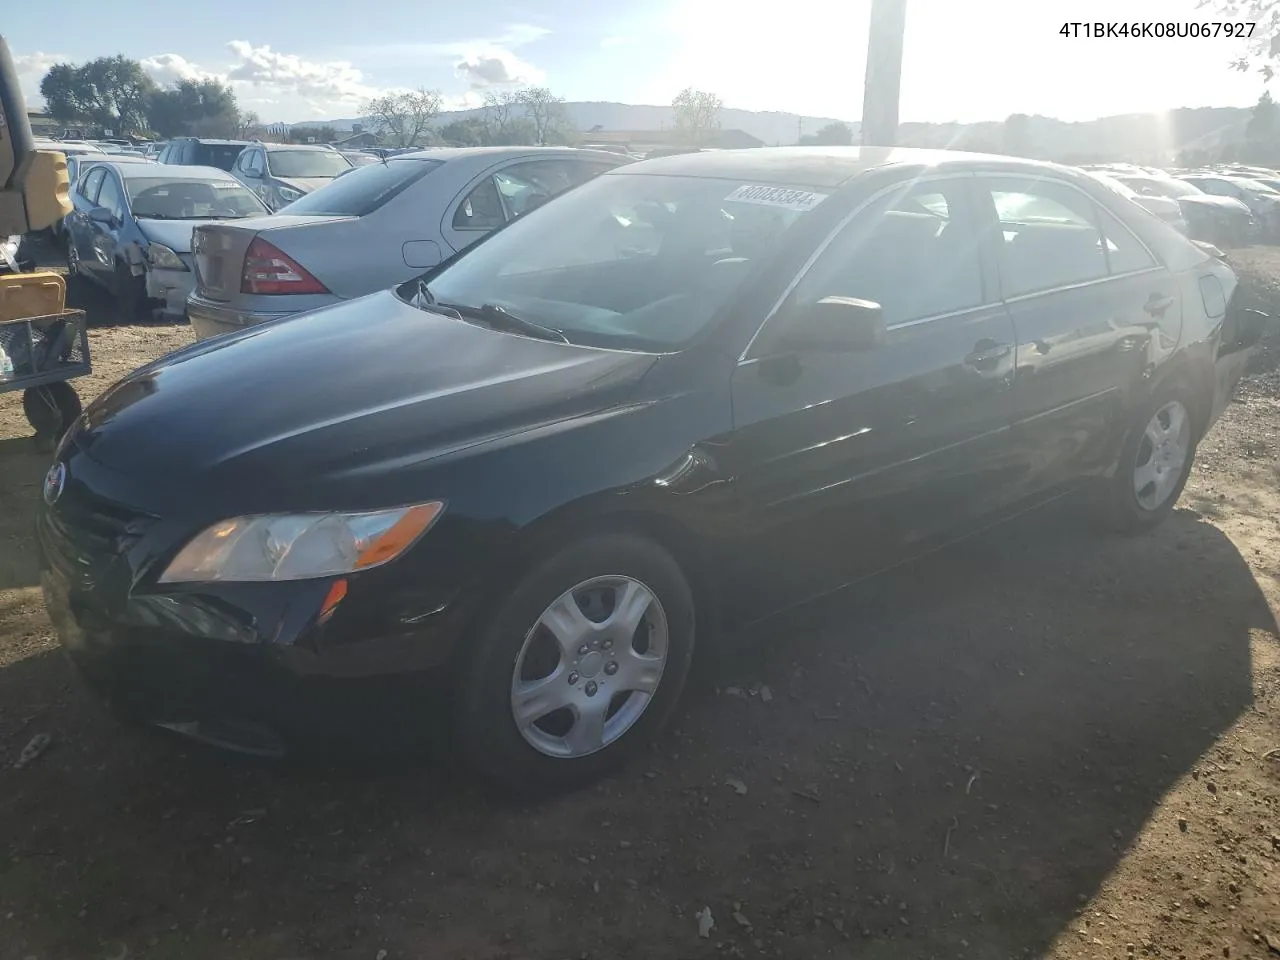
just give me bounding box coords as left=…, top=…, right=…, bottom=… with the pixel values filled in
left=192, top=214, right=352, bottom=302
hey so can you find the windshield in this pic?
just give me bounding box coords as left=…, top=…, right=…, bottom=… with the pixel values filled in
left=125, top=178, right=268, bottom=219
left=282, top=158, right=441, bottom=217
left=413, top=172, right=828, bottom=351
left=268, top=150, right=353, bottom=179
left=192, top=144, right=248, bottom=171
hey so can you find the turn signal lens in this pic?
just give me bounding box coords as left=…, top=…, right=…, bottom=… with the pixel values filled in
left=159, top=502, right=444, bottom=583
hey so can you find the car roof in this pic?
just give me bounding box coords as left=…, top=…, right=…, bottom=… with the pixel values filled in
left=91, top=162, right=238, bottom=181
left=600, top=145, right=1076, bottom=188
left=261, top=143, right=336, bottom=151
left=390, top=145, right=631, bottom=164
left=174, top=138, right=250, bottom=145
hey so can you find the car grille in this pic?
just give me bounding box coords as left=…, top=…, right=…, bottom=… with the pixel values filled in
left=42, top=483, right=156, bottom=589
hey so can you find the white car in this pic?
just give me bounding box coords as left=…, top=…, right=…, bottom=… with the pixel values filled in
left=1084, top=170, right=1188, bottom=234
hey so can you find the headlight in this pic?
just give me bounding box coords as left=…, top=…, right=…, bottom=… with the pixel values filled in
left=277, top=186, right=304, bottom=204
left=159, top=502, right=444, bottom=583
left=147, top=243, right=187, bottom=271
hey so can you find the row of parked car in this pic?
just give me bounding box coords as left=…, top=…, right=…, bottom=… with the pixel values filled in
left=48, top=140, right=631, bottom=325
left=1082, top=162, right=1280, bottom=247
left=37, top=143, right=1266, bottom=792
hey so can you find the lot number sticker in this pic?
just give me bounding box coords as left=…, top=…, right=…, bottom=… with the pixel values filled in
left=725, top=185, right=828, bottom=211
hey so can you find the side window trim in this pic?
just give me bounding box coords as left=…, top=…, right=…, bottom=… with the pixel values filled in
left=451, top=174, right=507, bottom=232
left=739, top=171, right=985, bottom=363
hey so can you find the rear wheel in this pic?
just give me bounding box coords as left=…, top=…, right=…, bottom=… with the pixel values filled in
left=455, top=533, right=695, bottom=795
left=23, top=382, right=82, bottom=444
left=1101, top=383, right=1198, bottom=533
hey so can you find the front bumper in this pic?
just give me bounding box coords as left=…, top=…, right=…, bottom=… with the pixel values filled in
left=186, top=293, right=302, bottom=341
left=36, top=448, right=474, bottom=755
left=145, top=267, right=196, bottom=320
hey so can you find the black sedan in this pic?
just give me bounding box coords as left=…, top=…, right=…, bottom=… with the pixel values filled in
left=38, top=147, right=1262, bottom=794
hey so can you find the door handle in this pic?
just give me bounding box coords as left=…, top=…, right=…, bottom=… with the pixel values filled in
left=965, top=340, right=1012, bottom=367
left=1144, top=293, right=1175, bottom=317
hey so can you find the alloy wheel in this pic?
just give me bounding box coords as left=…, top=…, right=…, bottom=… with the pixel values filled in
left=1133, top=400, right=1191, bottom=512
left=510, top=575, right=669, bottom=759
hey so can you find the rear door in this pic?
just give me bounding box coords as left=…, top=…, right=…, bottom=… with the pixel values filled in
left=724, top=175, right=1020, bottom=619
left=976, top=175, right=1178, bottom=495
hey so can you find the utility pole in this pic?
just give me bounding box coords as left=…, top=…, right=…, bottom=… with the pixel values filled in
left=861, top=0, right=908, bottom=147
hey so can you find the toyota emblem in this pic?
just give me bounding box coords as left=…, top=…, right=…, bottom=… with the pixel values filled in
left=43, top=462, right=66, bottom=506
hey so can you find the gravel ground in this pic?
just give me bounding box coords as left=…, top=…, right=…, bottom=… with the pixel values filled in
left=0, top=245, right=1277, bottom=960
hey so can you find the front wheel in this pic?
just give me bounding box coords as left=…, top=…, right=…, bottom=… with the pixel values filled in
left=1101, top=384, right=1198, bottom=533
left=455, top=533, right=695, bottom=795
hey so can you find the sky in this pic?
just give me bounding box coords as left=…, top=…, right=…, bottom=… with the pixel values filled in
left=5, top=0, right=1277, bottom=124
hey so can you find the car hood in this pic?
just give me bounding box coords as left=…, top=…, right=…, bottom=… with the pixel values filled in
left=72, top=291, right=657, bottom=507
left=136, top=217, right=235, bottom=255
left=276, top=176, right=334, bottom=194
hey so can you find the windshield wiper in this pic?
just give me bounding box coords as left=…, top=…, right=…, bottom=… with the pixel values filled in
left=474, top=302, right=569, bottom=343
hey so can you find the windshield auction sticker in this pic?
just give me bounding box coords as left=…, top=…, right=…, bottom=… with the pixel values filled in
left=725, top=185, right=828, bottom=211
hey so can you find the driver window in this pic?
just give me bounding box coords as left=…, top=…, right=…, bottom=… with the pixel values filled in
left=785, top=179, right=984, bottom=328
left=96, top=175, right=126, bottom=221
left=453, top=176, right=506, bottom=231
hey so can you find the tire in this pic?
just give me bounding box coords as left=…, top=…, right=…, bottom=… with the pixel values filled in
left=23, top=382, right=82, bottom=443
left=455, top=533, right=696, bottom=795
left=1101, top=381, right=1199, bottom=534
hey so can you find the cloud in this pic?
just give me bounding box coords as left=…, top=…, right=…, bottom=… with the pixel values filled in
left=13, top=52, right=67, bottom=105
left=141, top=53, right=220, bottom=86
left=454, top=47, right=545, bottom=88
left=224, top=41, right=379, bottom=104
left=600, top=36, right=635, bottom=49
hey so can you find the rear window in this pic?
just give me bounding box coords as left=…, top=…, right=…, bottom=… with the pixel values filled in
left=192, top=144, right=248, bottom=171
left=281, top=158, right=442, bottom=216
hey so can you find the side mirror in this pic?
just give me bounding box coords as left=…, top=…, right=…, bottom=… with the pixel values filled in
left=88, top=206, right=115, bottom=224
left=775, top=296, right=886, bottom=353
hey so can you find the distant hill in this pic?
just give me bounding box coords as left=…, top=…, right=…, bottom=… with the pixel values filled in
left=271, top=101, right=1258, bottom=163
left=275, top=101, right=856, bottom=147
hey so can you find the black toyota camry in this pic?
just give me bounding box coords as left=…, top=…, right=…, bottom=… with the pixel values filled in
left=38, top=147, right=1262, bottom=793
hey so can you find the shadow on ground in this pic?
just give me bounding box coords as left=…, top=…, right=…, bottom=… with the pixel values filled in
left=0, top=500, right=1269, bottom=960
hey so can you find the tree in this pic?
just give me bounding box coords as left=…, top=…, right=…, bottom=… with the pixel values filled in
left=515, top=87, right=572, bottom=145
left=671, top=88, right=722, bottom=146
left=1243, top=90, right=1280, bottom=163
left=799, top=121, right=853, bottom=146
left=40, top=56, right=156, bottom=134
left=478, top=90, right=519, bottom=144
left=148, top=78, right=240, bottom=138
left=289, top=125, right=339, bottom=144
left=362, top=88, right=442, bottom=147
left=236, top=111, right=262, bottom=139
left=1203, top=0, right=1280, bottom=78
left=1002, top=113, right=1034, bottom=157
left=438, top=116, right=487, bottom=147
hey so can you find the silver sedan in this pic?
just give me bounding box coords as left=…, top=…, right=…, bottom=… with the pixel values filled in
left=187, top=146, right=630, bottom=340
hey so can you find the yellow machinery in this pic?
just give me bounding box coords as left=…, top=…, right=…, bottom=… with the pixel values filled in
left=0, top=34, right=87, bottom=444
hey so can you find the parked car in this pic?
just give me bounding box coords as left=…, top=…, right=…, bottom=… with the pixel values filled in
left=144, top=141, right=167, bottom=160
left=187, top=146, right=630, bottom=340
left=1083, top=170, right=1187, bottom=234
left=50, top=153, right=154, bottom=244
left=157, top=138, right=250, bottom=172
left=63, top=162, right=270, bottom=319
left=1178, top=173, right=1280, bottom=239
left=34, top=138, right=103, bottom=158
left=339, top=150, right=380, bottom=167
left=229, top=142, right=353, bottom=211
left=1106, top=172, right=1254, bottom=247
left=40, top=147, right=1262, bottom=792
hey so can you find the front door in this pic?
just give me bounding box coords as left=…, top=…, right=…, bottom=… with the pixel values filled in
left=85, top=171, right=127, bottom=286
left=724, top=176, right=1020, bottom=622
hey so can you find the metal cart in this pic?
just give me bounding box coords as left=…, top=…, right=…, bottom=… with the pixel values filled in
left=0, top=308, right=90, bottom=444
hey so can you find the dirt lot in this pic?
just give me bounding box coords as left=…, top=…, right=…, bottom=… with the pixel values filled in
left=0, top=250, right=1278, bottom=960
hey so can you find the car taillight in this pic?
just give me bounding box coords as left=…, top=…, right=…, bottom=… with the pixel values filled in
left=241, top=237, right=329, bottom=295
